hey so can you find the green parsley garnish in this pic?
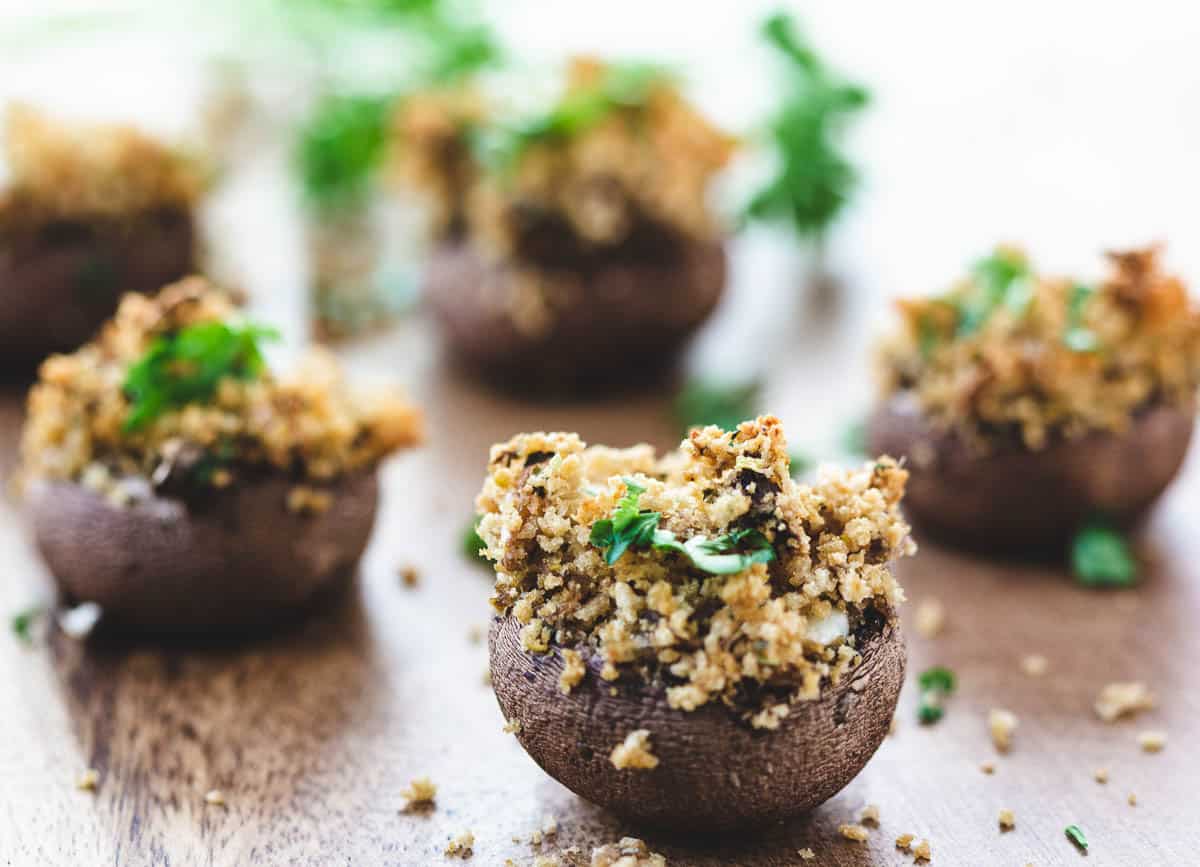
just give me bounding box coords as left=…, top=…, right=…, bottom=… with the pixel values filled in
left=296, top=94, right=394, bottom=211
left=743, top=11, right=869, bottom=240
left=122, top=320, right=279, bottom=433
left=1071, top=523, right=1137, bottom=587
left=11, top=606, right=44, bottom=644
left=589, top=479, right=776, bottom=575
left=916, top=665, right=956, bottom=725
left=673, top=379, right=760, bottom=435
left=955, top=248, right=1033, bottom=337
left=1063, top=282, right=1100, bottom=352
left=1065, top=824, right=1088, bottom=851
left=462, top=517, right=491, bottom=567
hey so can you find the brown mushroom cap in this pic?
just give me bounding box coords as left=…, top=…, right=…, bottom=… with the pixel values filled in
left=27, top=469, right=377, bottom=633
left=0, top=208, right=194, bottom=364
left=489, top=608, right=905, bottom=832
left=425, top=236, right=725, bottom=392
left=867, top=391, right=1195, bottom=551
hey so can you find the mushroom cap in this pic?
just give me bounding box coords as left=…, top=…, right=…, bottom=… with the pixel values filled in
left=27, top=469, right=377, bottom=633
left=489, top=608, right=905, bottom=832
left=867, top=391, right=1195, bottom=551
left=425, top=236, right=725, bottom=392
left=0, top=207, right=194, bottom=365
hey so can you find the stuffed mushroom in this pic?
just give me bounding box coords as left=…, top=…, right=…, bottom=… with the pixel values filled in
left=0, top=105, right=201, bottom=365
left=869, top=245, right=1199, bottom=551
left=19, top=278, right=422, bottom=633
left=396, top=59, right=735, bottom=391
left=477, top=416, right=913, bottom=830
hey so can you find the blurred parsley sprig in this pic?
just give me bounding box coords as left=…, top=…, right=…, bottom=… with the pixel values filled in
left=744, top=11, right=869, bottom=242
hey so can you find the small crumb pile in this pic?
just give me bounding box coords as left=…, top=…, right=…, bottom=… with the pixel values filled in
left=590, top=837, right=666, bottom=867
left=998, top=808, right=1015, bottom=830
left=477, top=416, right=914, bottom=725
left=988, top=708, right=1019, bottom=752
left=1095, top=681, right=1155, bottom=722
left=444, top=830, right=475, bottom=859
left=401, top=776, right=437, bottom=811
left=610, top=730, right=659, bottom=770
left=20, top=279, right=421, bottom=499
left=1137, top=730, right=1167, bottom=753
left=878, top=246, right=1200, bottom=451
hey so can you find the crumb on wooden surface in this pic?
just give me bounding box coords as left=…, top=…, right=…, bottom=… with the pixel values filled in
left=895, top=833, right=914, bottom=851
left=610, top=729, right=659, bottom=770
left=401, top=776, right=437, bottom=810
left=203, top=789, right=226, bottom=807
left=1019, top=653, right=1048, bottom=677
left=1128, top=792, right=1137, bottom=806
left=1094, top=767, right=1109, bottom=784
left=856, top=803, right=880, bottom=825
left=838, top=823, right=870, bottom=842
left=989, top=708, right=1018, bottom=752
left=980, top=760, right=995, bottom=775
left=399, top=565, right=420, bottom=587
left=998, top=808, right=1015, bottom=830
left=75, top=768, right=99, bottom=791
left=912, top=838, right=932, bottom=861
left=1138, top=729, right=1167, bottom=753
left=915, top=598, right=945, bottom=638
left=445, top=830, right=474, bottom=859
left=1095, top=681, right=1155, bottom=722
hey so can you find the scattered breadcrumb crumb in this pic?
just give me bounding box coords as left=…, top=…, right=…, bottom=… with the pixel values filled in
left=59, top=602, right=102, bottom=639
left=533, top=856, right=560, bottom=867
left=856, top=804, right=880, bottom=825
left=610, top=729, right=659, bottom=770
left=980, top=761, right=995, bottom=775
left=559, top=648, right=586, bottom=694
left=1019, top=654, right=1048, bottom=677
left=1095, top=681, right=1155, bottom=722
left=399, top=565, right=420, bottom=587
left=912, top=838, right=932, bottom=861
left=444, top=829, right=474, bottom=858
left=998, top=808, right=1015, bottom=830
left=531, top=831, right=544, bottom=846
left=988, top=708, right=1018, bottom=752
left=1137, top=730, right=1166, bottom=753
left=838, top=823, right=870, bottom=842
left=1128, top=792, right=1137, bottom=806
left=401, top=776, right=437, bottom=810
left=888, top=715, right=898, bottom=736
left=1093, top=768, right=1109, bottom=784
left=482, top=668, right=492, bottom=687
left=798, top=848, right=815, bottom=860
left=895, top=833, right=914, bottom=851
left=76, top=768, right=100, bottom=791
left=590, top=837, right=666, bottom=866
left=541, top=815, right=558, bottom=837
left=467, top=625, right=484, bottom=645
left=915, top=598, right=945, bottom=638
left=204, top=789, right=226, bottom=807
left=503, top=719, right=522, bottom=734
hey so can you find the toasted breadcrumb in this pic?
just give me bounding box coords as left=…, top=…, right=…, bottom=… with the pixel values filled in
left=467, top=625, right=484, bottom=645
left=477, top=417, right=913, bottom=723
left=914, top=598, right=945, bottom=638
left=542, top=815, right=559, bottom=837
left=797, top=849, right=815, bottom=861
left=980, top=761, right=995, bottom=775
left=399, top=566, right=420, bottom=588
left=895, top=833, right=915, bottom=851
left=76, top=768, right=100, bottom=791
left=503, top=719, right=522, bottom=734
left=401, top=776, right=437, bottom=810
left=533, top=857, right=560, bottom=867
left=1128, top=792, right=1137, bottom=806
left=856, top=804, right=880, bottom=825
left=444, top=830, right=474, bottom=858
left=1095, top=682, right=1156, bottom=722
left=998, top=808, right=1015, bottom=830
left=838, top=823, right=870, bottom=842
left=1019, top=654, right=1048, bottom=677
left=590, top=836, right=666, bottom=866
left=559, top=648, right=586, bottom=694
left=1094, top=768, right=1109, bottom=784
left=204, top=789, right=226, bottom=807
left=286, top=485, right=332, bottom=515
left=912, top=838, right=932, bottom=861
left=610, top=730, right=659, bottom=770
left=988, top=708, right=1018, bottom=752
left=1137, top=730, right=1167, bottom=753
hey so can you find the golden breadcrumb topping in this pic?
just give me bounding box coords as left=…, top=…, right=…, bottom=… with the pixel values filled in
left=20, top=278, right=421, bottom=494
left=878, top=246, right=1200, bottom=450
left=609, top=730, right=659, bottom=770
left=478, top=416, right=913, bottom=725
left=1, top=104, right=202, bottom=226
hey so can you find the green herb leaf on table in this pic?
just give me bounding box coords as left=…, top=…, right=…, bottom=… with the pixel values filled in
left=122, top=321, right=279, bottom=433
left=917, top=703, right=943, bottom=725
left=743, top=11, right=869, bottom=240
left=462, top=517, right=491, bottom=567
left=673, top=379, right=760, bottom=435
left=11, top=606, right=44, bottom=644
left=1065, top=824, right=1088, bottom=851
left=918, top=666, right=956, bottom=694
left=1071, top=523, right=1137, bottom=587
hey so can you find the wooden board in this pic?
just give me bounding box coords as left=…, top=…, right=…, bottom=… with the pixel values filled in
left=1, top=298, right=1197, bottom=867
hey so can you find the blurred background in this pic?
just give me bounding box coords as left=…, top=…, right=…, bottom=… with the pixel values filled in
left=3, top=0, right=1199, bottom=447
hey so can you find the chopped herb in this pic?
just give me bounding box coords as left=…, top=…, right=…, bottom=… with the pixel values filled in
left=841, top=419, right=867, bottom=456
left=918, top=666, right=956, bottom=694
left=1063, top=283, right=1100, bottom=352
left=788, top=450, right=813, bottom=477
left=917, top=704, right=943, bottom=725
left=673, top=379, right=760, bottom=435
left=743, top=11, right=869, bottom=240
left=122, top=321, right=279, bottom=433
left=955, top=248, right=1032, bottom=337
left=296, top=94, right=393, bottom=211
left=462, top=518, right=490, bottom=566
left=1071, top=523, right=1137, bottom=587
left=1065, top=824, right=1088, bottom=851
left=589, top=479, right=776, bottom=575
left=11, top=606, right=44, bottom=644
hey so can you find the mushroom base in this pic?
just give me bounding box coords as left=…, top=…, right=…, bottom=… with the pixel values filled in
left=27, top=470, right=378, bottom=634
left=425, top=236, right=726, bottom=394
left=867, top=392, right=1196, bottom=551
left=489, top=612, right=905, bottom=832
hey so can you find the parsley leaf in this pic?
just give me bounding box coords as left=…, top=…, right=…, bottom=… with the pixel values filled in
left=955, top=248, right=1032, bottom=337
left=1065, top=824, right=1088, bottom=851
left=917, top=665, right=955, bottom=725
left=589, top=479, right=776, bottom=575
left=296, top=94, right=393, bottom=211
left=743, top=11, right=869, bottom=240
left=122, top=321, right=279, bottom=433
left=462, top=517, right=492, bottom=567
left=11, top=605, right=44, bottom=644
left=673, top=379, right=760, bottom=435
left=1071, top=523, right=1137, bottom=587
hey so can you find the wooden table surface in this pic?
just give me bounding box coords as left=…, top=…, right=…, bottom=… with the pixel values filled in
left=1, top=274, right=1197, bottom=867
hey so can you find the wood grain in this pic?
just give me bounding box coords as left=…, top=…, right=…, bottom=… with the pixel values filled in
left=1, top=306, right=1198, bottom=866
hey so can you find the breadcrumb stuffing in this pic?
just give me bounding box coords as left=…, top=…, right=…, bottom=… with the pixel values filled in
left=998, top=808, right=1015, bottom=830
left=610, top=729, right=659, bottom=770
left=914, top=598, right=945, bottom=638
left=895, top=833, right=915, bottom=851
left=838, top=823, right=870, bottom=842
left=988, top=708, right=1018, bottom=752
left=477, top=416, right=913, bottom=723
left=797, top=849, right=815, bottom=861
left=1095, top=682, right=1155, bottom=722
left=401, top=776, right=437, bottom=810
left=912, top=838, right=932, bottom=861
left=444, top=830, right=475, bottom=859
left=878, top=245, right=1200, bottom=450
left=1137, top=729, right=1167, bottom=753
left=559, top=648, right=586, bottom=694
left=1019, top=654, right=1048, bottom=677
left=76, top=768, right=100, bottom=791
left=590, top=837, right=666, bottom=867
